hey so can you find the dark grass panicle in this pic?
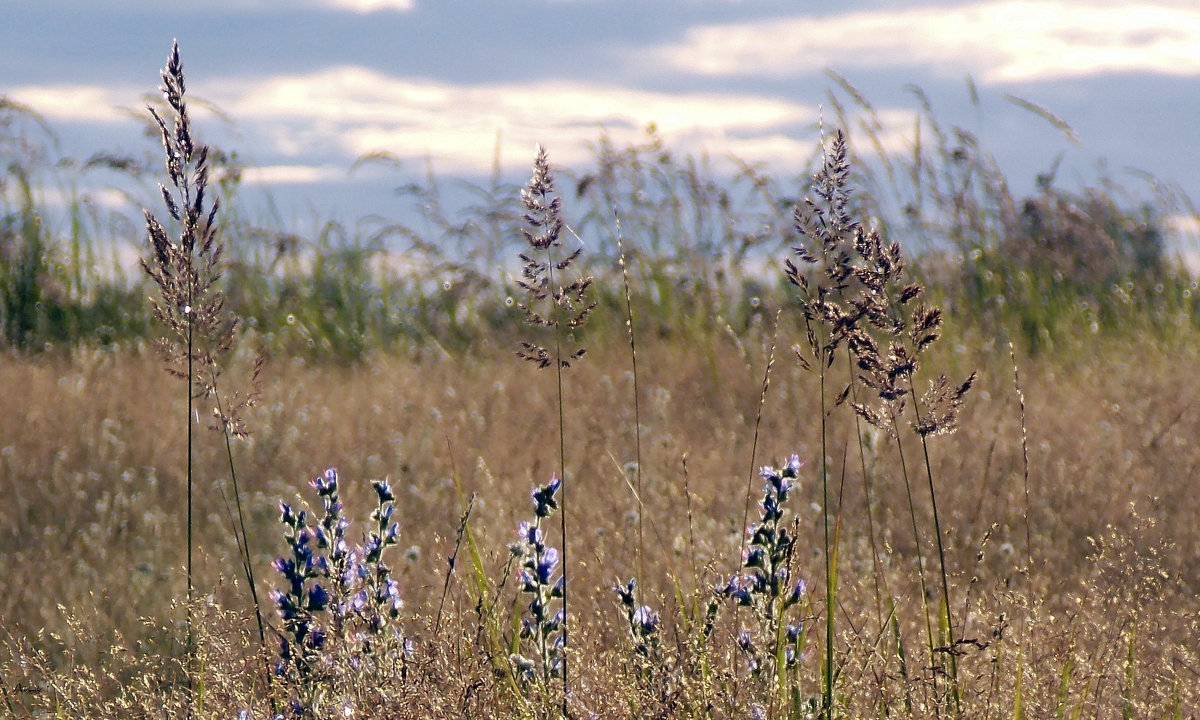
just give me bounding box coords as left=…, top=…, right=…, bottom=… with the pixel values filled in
left=141, top=41, right=227, bottom=669
left=785, top=128, right=981, bottom=716
left=516, top=144, right=595, bottom=369
left=841, top=179, right=977, bottom=714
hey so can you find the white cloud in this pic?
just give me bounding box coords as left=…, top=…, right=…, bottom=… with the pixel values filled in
left=34, top=185, right=135, bottom=213
left=87, top=187, right=135, bottom=211
left=7, top=64, right=938, bottom=188
left=7, top=84, right=133, bottom=124
left=1161, top=214, right=1200, bottom=271
left=240, top=164, right=347, bottom=185
left=650, top=0, right=1200, bottom=84
left=8, top=65, right=929, bottom=179
left=210, top=67, right=820, bottom=173
left=6, top=69, right=837, bottom=175
left=316, top=0, right=415, bottom=12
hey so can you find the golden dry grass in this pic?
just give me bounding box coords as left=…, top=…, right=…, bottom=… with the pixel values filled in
left=3, top=324, right=1200, bottom=716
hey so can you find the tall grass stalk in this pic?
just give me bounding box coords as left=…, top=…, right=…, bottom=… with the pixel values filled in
left=786, top=128, right=979, bottom=716
left=786, top=130, right=862, bottom=720
left=551, top=267, right=568, bottom=711
left=1009, top=342, right=1033, bottom=571
left=901, top=352, right=974, bottom=711
left=911, top=394, right=960, bottom=708
left=897, top=423, right=940, bottom=676
left=139, top=41, right=264, bottom=683
left=434, top=492, right=475, bottom=636
left=613, top=209, right=646, bottom=603
left=208, top=361, right=267, bottom=650
left=515, top=145, right=595, bottom=713
left=847, top=349, right=886, bottom=627
left=847, top=206, right=975, bottom=713
left=736, top=309, right=780, bottom=574
left=819, top=351, right=835, bottom=720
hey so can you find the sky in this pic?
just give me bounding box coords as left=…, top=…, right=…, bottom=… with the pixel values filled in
left=3, top=0, right=1199, bottom=242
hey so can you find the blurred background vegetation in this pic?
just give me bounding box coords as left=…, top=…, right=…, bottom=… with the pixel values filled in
left=2, top=84, right=1197, bottom=363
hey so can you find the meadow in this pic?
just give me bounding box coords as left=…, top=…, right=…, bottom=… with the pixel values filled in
left=2, top=44, right=1200, bottom=719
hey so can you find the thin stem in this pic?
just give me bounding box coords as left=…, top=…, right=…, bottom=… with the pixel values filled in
left=435, top=494, right=474, bottom=636
left=615, top=211, right=644, bottom=606
left=844, top=346, right=897, bottom=714
left=820, top=354, right=834, bottom=720
left=548, top=248, right=569, bottom=716
left=845, top=350, right=886, bottom=626
left=737, top=310, right=780, bottom=576
left=209, top=373, right=267, bottom=649
left=906, top=368, right=960, bottom=712
left=185, top=300, right=195, bottom=707
left=534, top=523, right=551, bottom=687
left=1010, top=342, right=1033, bottom=573
left=891, top=416, right=937, bottom=709
left=681, top=454, right=698, bottom=595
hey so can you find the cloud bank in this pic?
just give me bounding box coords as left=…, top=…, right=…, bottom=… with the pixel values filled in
left=650, top=1, right=1200, bottom=84
left=212, top=67, right=821, bottom=172
left=11, top=68, right=840, bottom=176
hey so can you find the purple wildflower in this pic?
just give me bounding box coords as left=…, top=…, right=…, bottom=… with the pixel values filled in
left=372, top=478, right=394, bottom=504
left=723, top=453, right=808, bottom=681
left=307, top=584, right=329, bottom=613
left=632, top=606, right=659, bottom=635
left=312, top=468, right=338, bottom=497
left=518, top=520, right=543, bottom=546
left=509, top=475, right=566, bottom=686
left=532, top=475, right=561, bottom=518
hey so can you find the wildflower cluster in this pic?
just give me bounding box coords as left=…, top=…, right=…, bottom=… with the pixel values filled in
left=613, top=578, right=661, bottom=661
left=721, top=455, right=809, bottom=682
left=270, top=468, right=406, bottom=716
left=508, top=475, right=566, bottom=687
left=357, top=478, right=405, bottom=637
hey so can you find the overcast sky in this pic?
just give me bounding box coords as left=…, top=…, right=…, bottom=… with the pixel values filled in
left=3, top=0, right=1198, bottom=238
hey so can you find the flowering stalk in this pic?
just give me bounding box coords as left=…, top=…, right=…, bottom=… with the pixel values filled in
left=271, top=499, right=332, bottom=714
left=270, top=469, right=407, bottom=717
left=721, top=455, right=810, bottom=711
left=508, top=476, right=566, bottom=689
left=357, top=480, right=404, bottom=640
left=847, top=224, right=976, bottom=711
left=614, top=577, right=661, bottom=676
left=514, top=146, right=594, bottom=711
left=141, top=44, right=266, bottom=678
left=785, top=132, right=860, bottom=720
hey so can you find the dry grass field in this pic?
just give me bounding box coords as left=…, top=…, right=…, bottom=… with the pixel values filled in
left=4, top=327, right=1200, bottom=717
left=4, top=42, right=1200, bottom=720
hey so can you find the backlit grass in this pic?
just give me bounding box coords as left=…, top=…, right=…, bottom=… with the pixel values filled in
left=3, top=42, right=1200, bottom=719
